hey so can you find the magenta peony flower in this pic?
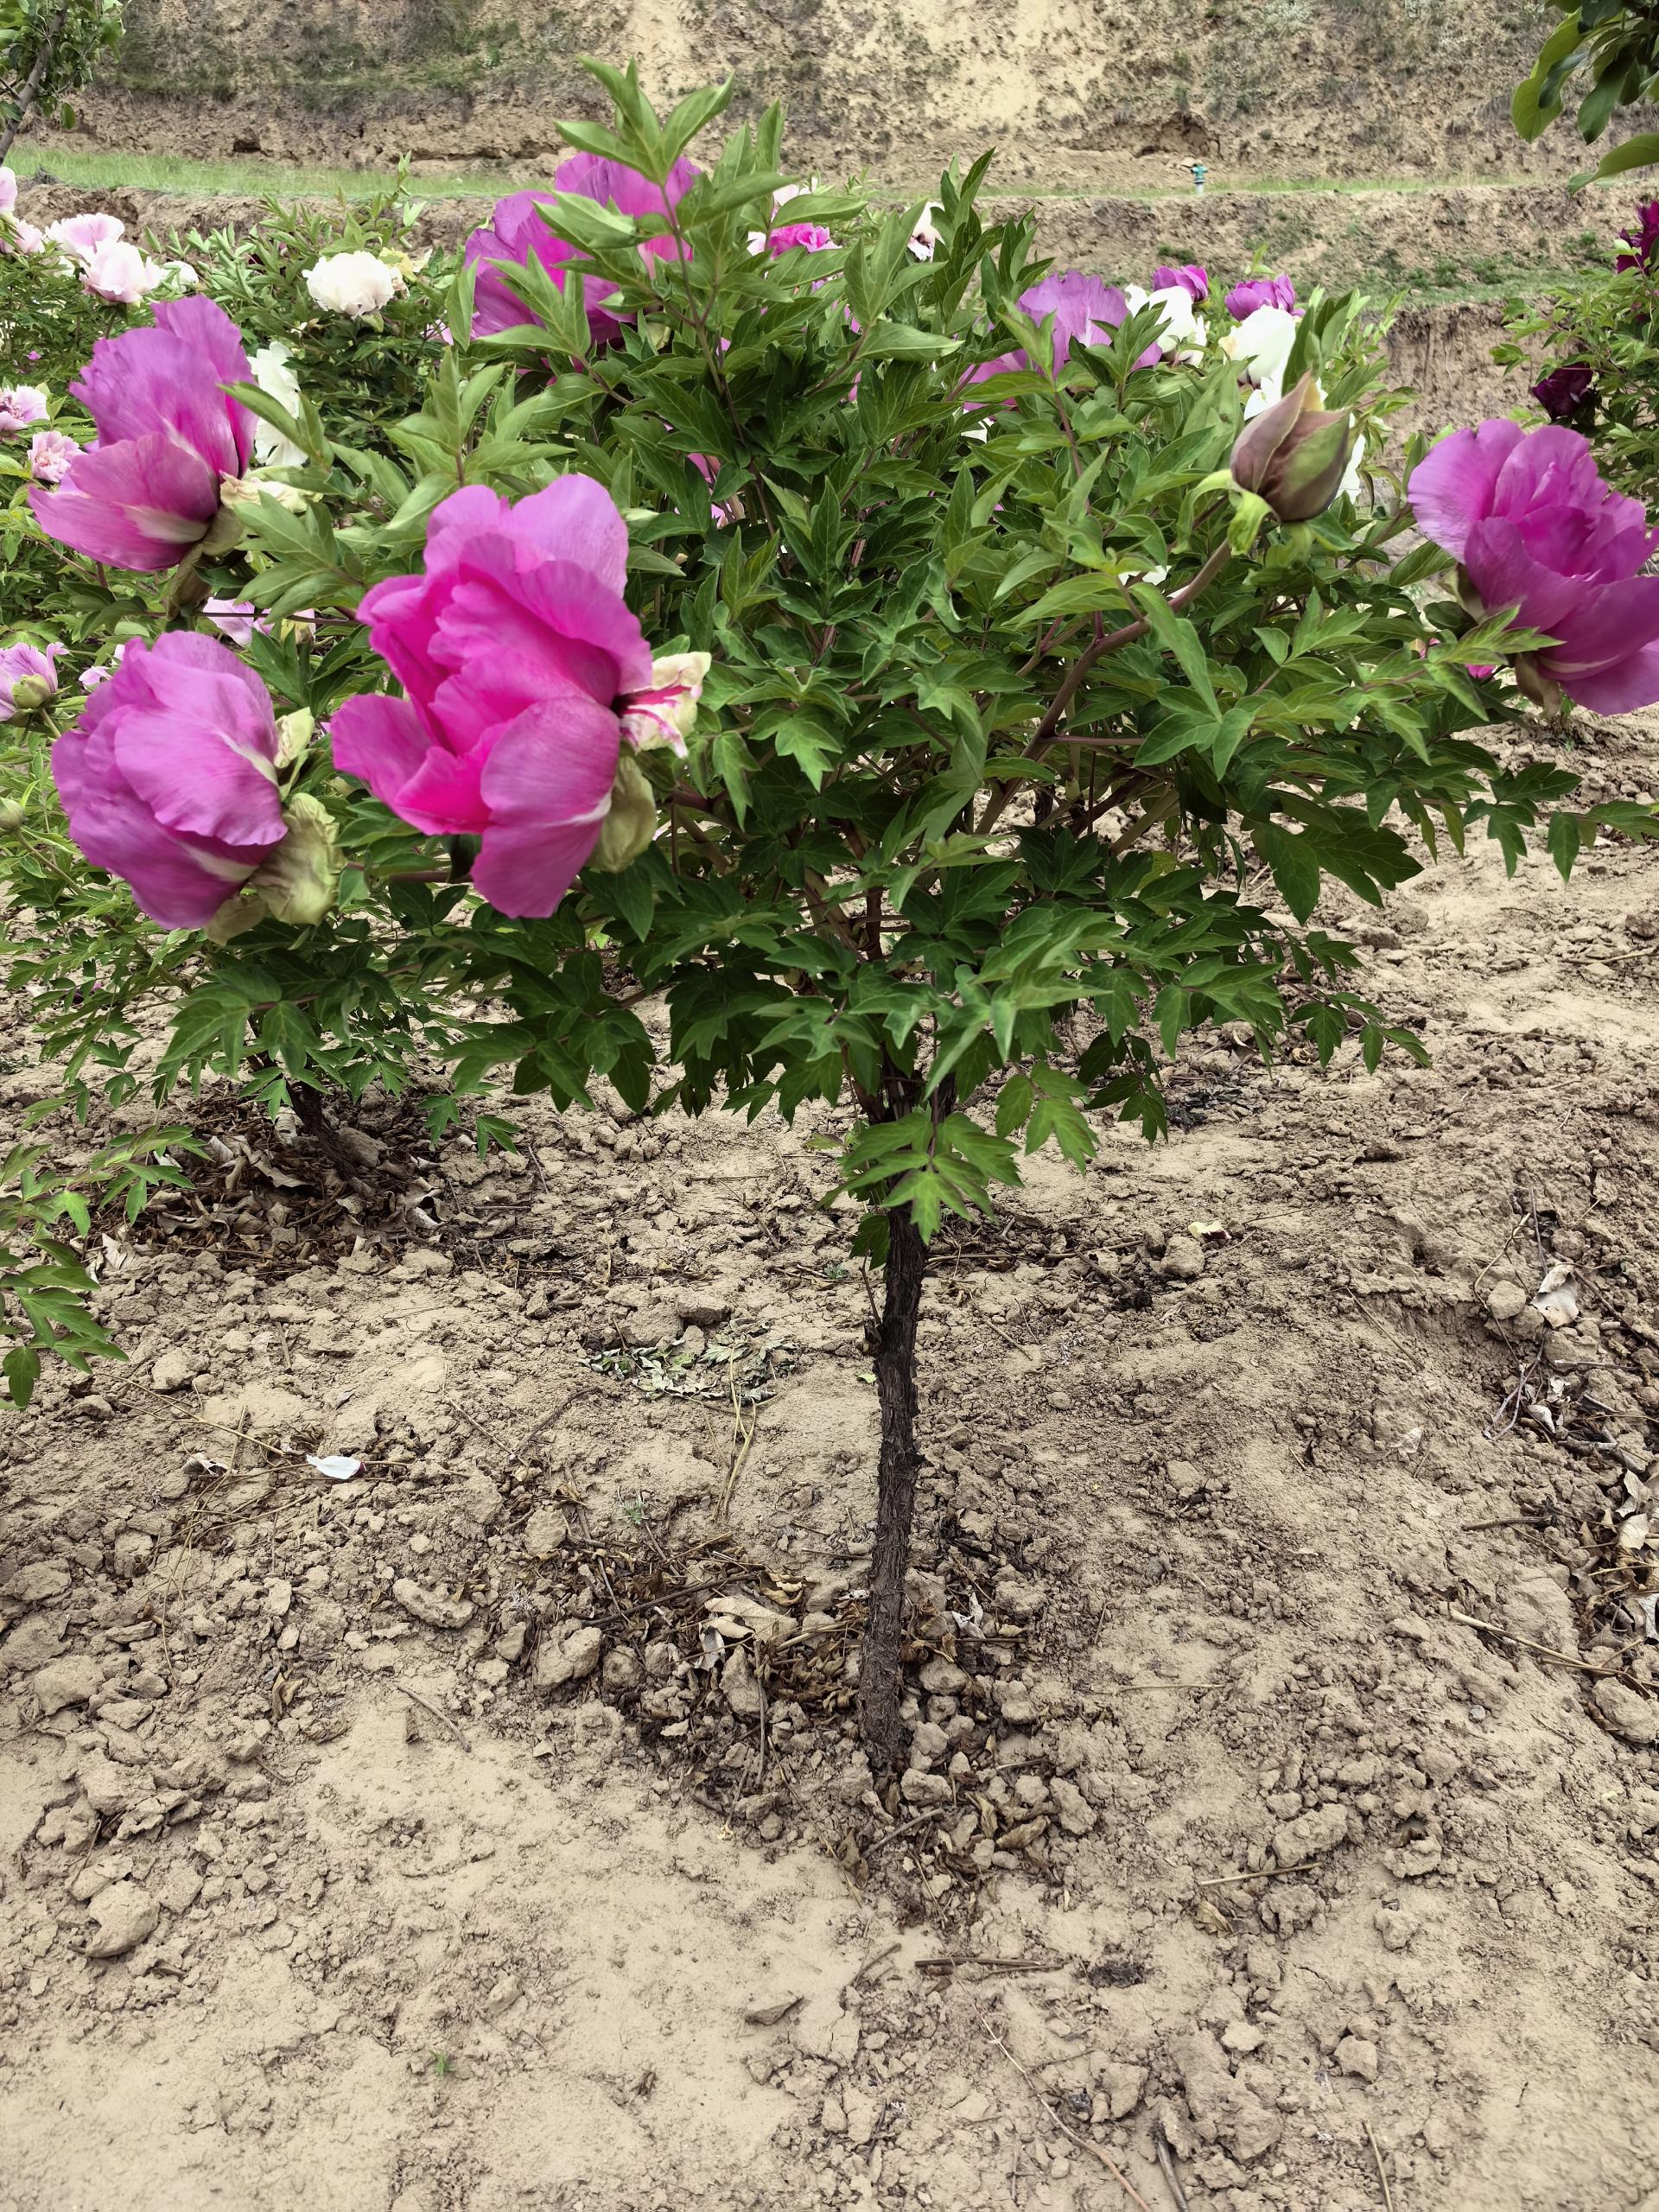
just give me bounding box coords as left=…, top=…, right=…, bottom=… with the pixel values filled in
left=51, top=633, right=286, bottom=927
left=465, top=154, right=700, bottom=343
left=0, top=384, right=48, bottom=436
left=768, top=221, right=836, bottom=253
left=1224, top=273, right=1296, bottom=318
left=1616, top=200, right=1659, bottom=274
left=28, top=428, right=79, bottom=483
left=29, top=296, right=254, bottom=571
left=1409, top=420, right=1659, bottom=714
left=1153, top=262, right=1208, bottom=302
left=965, top=270, right=1137, bottom=391
left=1531, top=362, right=1595, bottom=429
left=0, top=641, right=65, bottom=721
left=332, top=475, right=685, bottom=915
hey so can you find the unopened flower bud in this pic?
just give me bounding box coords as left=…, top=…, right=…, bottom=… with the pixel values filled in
left=205, top=891, right=270, bottom=944
left=250, top=793, right=340, bottom=925
left=276, top=709, right=315, bottom=768
left=0, top=799, right=26, bottom=831
left=590, top=753, right=657, bottom=873
left=8, top=674, right=51, bottom=713
left=1230, top=372, right=1357, bottom=524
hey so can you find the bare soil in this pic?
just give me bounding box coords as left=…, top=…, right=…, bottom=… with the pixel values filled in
left=50, top=0, right=1572, bottom=189
left=3, top=700, right=1659, bottom=2211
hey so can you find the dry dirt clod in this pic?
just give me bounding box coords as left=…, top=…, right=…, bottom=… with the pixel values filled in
left=535, top=1624, right=602, bottom=1693
left=32, top=1655, right=101, bottom=1715
left=1594, top=1677, right=1659, bottom=1745
left=391, top=1579, right=474, bottom=1630
left=82, top=1881, right=159, bottom=1961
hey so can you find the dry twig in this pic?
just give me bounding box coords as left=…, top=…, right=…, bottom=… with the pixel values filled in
left=1152, top=2125, right=1192, bottom=2212
left=1366, top=2120, right=1397, bottom=2211
left=1448, top=1605, right=1615, bottom=1678
left=390, top=1679, right=474, bottom=1751
left=976, top=2008, right=1154, bottom=2212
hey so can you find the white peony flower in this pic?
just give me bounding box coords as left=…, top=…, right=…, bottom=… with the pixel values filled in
left=1339, top=433, right=1367, bottom=504
left=1146, top=283, right=1206, bottom=360
left=249, top=340, right=307, bottom=468
left=1221, top=303, right=1299, bottom=391
left=304, top=250, right=401, bottom=319
left=908, top=202, right=942, bottom=261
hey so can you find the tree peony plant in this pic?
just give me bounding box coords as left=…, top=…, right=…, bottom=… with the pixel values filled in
left=5, top=65, right=1656, bottom=1758
left=465, top=153, right=700, bottom=343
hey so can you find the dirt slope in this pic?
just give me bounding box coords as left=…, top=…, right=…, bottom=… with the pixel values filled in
left=57, top=0, right=1567, bottom=187
left=3, top=700, right=1658, bottom=2211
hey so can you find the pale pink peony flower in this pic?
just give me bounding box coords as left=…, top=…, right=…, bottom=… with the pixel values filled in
left=0, top=168, right=15, bottom=218
left=0, top=385, right=48, bottom=436
left=81, top=237, right=167, bottom=305
left=0, top=642, right=65, bottom=721
left=45, top=212, right=125, bottom=264
left=29, top=429, right=79, bottom=483
left=1, top=218, right=46, bottom=256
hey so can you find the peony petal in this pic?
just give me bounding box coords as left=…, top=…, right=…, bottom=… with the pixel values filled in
left=392, top=741, right=492, bottom=836
left=331, top=693, right=436, bottom=810
left=478, top=696, right=620, bottom=831
left=29, top=434, right=221, bottom=569
left=1541, top=572, right=1659, bottom=677
left=1462, top=515, right=1585, bottom=639
left=111, top=709, right=283, bottom=847
left=472, top=818, right=607, bottom=918
left=505, top=474, right=633, bottom=598
left=1408, top=420, right=1526, bottom=559
left=1548, top=641, right=1659, bottom=714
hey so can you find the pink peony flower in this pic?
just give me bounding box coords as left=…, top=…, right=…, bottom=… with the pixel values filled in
left=1153, top=262, right=1209, bottom=302
left=29, top=296, right=255, bottom=571
left=0, top=641, right=65, bottom=721
left=1224, top=273, right=1296, bottom=318
left=51, top=633, right=286, bottom=927
left=80, top=236, right=165, bottom=305
left=0, top=384, right=48, bottom=435
left=202, top=598, right=269, bottom=647
left=79, top=641, right=130, bottom=690
left=0, top=168, right=14, bottom=217
left=44, top=212, right=125, bottom=264
left=766, top=221, right=836, bottom=255
left=28, top=428, right=79, bottom=483
left=965, top=270, right=1141, bottom=392
left=464, top=154, right=700, bottom=344
left=1409, top=420, right=1659, bottom=714
left=1, top=216, right=45, bottom=255
left=332, top=475, right=681, bottom=916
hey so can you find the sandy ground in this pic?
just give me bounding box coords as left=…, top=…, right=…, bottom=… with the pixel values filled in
left=2, top=689, right=1657, bottom=2212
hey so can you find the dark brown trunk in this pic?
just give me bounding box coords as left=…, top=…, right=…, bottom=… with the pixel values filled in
left=856, top=1200, right=929, bottom=1772
left=0, top=3, right=71, bottom=162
